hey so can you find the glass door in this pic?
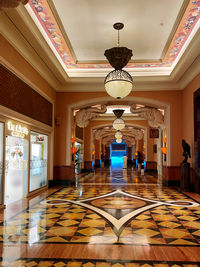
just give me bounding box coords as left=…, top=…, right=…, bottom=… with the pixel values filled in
left=0, top=123, right=4, bottom=204
left=30, top=131, right=48, bottom=192
left=5, top=136, right=28, bottom=205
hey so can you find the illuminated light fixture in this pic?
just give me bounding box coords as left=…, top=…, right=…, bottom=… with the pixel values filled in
left=71, top=147, right=77, bottom=154
left=115, top=131, right=123, bottom=139
left=116, top=138, right=122, bottom=143
left=163, top=137, right=167, bottom=143
left=104, top=23, right=133, bottom=99
left=161, top=147, right=167, bottom=154
left=113, top=118, right=125, bottom=130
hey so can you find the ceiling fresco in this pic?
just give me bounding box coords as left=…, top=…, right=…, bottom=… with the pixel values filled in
left=27, top=0, right=200, bottom=71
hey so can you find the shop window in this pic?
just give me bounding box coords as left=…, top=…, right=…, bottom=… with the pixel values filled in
left=30, top=132, right=48, bottom=192
left=5, top=135, right=28, bottom=204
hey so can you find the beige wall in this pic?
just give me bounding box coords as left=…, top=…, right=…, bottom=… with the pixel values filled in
left=147, top=133, right=155, bottom=162
left=83, top=124, right=92, bottom=162
left=95, top=139, right=100, bottom=160
left=182, top=73, right=200, bottom=168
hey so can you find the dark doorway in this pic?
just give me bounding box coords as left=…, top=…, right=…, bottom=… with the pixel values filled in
left=194, top=88, right=200, bottom=193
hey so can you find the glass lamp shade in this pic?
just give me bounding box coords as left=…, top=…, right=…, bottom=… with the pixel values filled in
left=115, top=131, right=123, bottom=139
left=104, top=69, right=133, bottom=99
left=116, top=138, right=122, bottom=143
left=113, top=118, right=125, bottom=130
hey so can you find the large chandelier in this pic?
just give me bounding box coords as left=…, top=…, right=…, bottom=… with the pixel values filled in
left=104, top=23, right=133, bottom=99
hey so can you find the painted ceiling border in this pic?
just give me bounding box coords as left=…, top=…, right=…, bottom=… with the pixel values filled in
left=28, top=0, right=200, bottom=69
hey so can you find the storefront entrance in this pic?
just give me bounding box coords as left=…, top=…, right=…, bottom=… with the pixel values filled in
left=0, top=119, right=50, bottom=206
left=5, top=136, right=28, bottom=204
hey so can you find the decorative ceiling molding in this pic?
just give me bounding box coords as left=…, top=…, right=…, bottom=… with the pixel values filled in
left=75, top=105, right=107, bottom=128
left=124, top=129, right=144, bottom=140
left=102, top=135, right=115, bottom=145
left=130, top=105, right=164, bottom=128
left=93, top=125, right=143, bottom=143
left=1, top=2, right=199, bottom=92
left=27, top=0, right=200, bottom=73
left=0, top=5, right=69, bottom=89
left=122, top=135, right=136, bottom=146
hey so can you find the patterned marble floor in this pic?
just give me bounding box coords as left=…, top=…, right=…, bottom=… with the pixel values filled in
left=77, top=167, right=158, bottom=185
left=0, top=167, right=200, bottom=266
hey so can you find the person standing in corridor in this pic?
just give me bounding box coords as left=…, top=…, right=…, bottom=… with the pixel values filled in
left=123, top=154, right=127, bottom=169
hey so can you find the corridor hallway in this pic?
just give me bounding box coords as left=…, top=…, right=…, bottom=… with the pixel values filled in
left=0, top=168, right=200, bottom=266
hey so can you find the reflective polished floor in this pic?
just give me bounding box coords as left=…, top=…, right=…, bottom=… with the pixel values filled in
left=0, top=167, right=200, bottom=266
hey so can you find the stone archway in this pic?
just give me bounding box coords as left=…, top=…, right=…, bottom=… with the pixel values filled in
left=66, top=96, right=170, bottom=173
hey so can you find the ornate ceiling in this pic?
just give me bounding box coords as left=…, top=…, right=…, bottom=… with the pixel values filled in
left=0, top=0, right=200, bottom=91
left=26, top=0, right=200, bottom=75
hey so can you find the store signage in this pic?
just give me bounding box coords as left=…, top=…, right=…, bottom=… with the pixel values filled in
left=7, top=121, right=29, bottom=138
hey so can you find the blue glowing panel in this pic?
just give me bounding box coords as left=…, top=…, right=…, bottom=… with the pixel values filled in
left=111, top=156, right=124, bottom=168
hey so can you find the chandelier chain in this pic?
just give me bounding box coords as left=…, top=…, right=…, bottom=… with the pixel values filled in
left=117, top=29, right=120, bottom=47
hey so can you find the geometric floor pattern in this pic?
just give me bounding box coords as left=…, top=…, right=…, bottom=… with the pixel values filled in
left=0, top=258, right=199, bottom=266
left=1, top=185, right=200, bottom=246
left=1, top=168, right=200, bottom=265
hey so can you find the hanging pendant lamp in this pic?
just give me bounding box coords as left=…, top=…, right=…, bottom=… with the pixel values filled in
left=116, top=138, right=122, bottom=143
left=113, top=118, right=125, bottom=130
left=104, top=23, right=133, bottom=99
left=115, top=131, right=123, bottom=139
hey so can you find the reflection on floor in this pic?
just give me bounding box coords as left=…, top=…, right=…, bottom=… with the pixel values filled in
left=78, top=167, right=158, bottom=184
left=0, top=167, right=200, bottom=266
left=1, top=259, right=199, bottom=266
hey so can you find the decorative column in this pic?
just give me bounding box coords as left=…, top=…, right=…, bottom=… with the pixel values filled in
left=83, top=125, right=92, bottom=170
left=95, top=139, right=101, bottom=167
left=104, top=145, right=111, bottom=167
